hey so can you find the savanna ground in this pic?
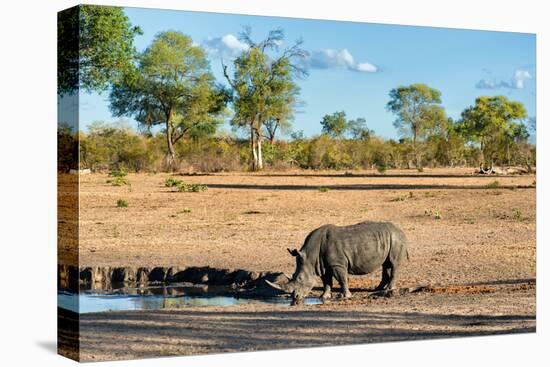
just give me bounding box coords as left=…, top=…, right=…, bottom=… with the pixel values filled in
left=59, top=168, right=536, bottom=361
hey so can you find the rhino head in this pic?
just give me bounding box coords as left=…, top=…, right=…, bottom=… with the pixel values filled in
left=265, top=248, right=316, bottom=305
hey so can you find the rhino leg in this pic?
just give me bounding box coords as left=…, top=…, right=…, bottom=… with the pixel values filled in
left=333, top=267, right=352, bottom=299
left=387, top=264, right=400, bottom=290
left=375, top=260, right=392, bottom=291
left=320, top=270, right=333, bottom=299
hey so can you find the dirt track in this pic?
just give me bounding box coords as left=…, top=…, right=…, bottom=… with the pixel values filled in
left=58, top=168, right=536, bottom=361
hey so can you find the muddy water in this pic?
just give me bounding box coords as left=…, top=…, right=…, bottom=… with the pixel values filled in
left=58, top=285, right=322, bottom=313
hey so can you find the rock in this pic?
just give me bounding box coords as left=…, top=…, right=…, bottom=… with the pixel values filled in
left=148, top=267, right=167, bottom=282
left=165, top=267, right=185, bottom=282
left=136, top=267, right=150, bottom=283
left=79, top=267, right=92, bottom=283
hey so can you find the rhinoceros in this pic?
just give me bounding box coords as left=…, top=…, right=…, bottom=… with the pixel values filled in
left=266, top=221, right=409, bottom=304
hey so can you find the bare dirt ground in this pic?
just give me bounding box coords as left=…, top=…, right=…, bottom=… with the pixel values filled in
left=59, top=168, right=536, bottom=361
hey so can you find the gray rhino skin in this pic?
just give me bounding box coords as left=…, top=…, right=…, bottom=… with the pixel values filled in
left=266, top=221, right=409, bottom=304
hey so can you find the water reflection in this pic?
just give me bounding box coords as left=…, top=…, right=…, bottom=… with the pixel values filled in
left=58, top=285, right=322, bottom=313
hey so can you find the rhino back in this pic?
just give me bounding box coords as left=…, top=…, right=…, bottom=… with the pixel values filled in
left=323, top=221, right=406, bottom=275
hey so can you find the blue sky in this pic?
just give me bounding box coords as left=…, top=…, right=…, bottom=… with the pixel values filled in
left=77, top=7, right=536, bottom=140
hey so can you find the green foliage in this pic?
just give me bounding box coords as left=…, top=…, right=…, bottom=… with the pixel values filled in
left=80, top=121, right=157, bottom=172
left=318, top=187, right=330, bottom=192
left=175, top=182, right=208, bottom=192
left=166, top=177, right=208, bottom=192
left=71, top=121, right=535, bottom=173
left=109, top=169, right=127, bottom=178
left=386, top=84, right=446, bottom=169
left=181, top=208, right=192, bottom=213
left=375, top=163, right=387, bottom=174
left=58, top=5, right=142, bottom=95
left=457, top=96, right=528, bottom=168
left=57, top=124, right=79, bottom=171
left=224, top=28, right=308, bottom=170
left=321, top=111, right=348, bottom=138
left=424, top=208, right=442, bottom=219
left=165, top=177, right=182, bottom=187
left=107, top=176, right=129, bottom=186
left=116, top=199, right=128, bottom=208
left=348, top=118, right=373, bottom=140
left=110, top=31, right=229, bottom=164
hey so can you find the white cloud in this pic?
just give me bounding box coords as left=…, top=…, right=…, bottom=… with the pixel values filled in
left=513, top=69, right=531, bottom=89
left=203, top=34, right=249, bottom=58
left=308, top=48, right=378, bottom=73
left=475, top=69, right=532, bottom=90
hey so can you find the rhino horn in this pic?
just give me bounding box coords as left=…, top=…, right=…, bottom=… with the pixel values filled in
left=265, top=279, right=294, bottom=293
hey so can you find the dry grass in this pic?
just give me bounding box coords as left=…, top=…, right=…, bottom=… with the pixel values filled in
left=66, top=167, right=535, bottom=289
left=57, top=167, right=537, bottom=361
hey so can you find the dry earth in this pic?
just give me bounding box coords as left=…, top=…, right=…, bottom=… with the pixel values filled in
left=58, top=168, right=536, bottom=361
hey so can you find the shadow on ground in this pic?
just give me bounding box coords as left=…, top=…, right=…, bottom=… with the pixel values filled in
left=78, top=308, right=535, bottom=361
left=191, top=183, right=534, bottom=191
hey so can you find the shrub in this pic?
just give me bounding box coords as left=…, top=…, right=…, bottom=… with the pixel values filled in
left=165, top=177, right=182, bottom=187
left=486, top=180, right=501, bottom=189
left=176, top=182, right=208, bottom=192
left=375, top=163, right=387, bottom=174
left=107, top=176, right=129, bottom=186
left=116, top=199, right=128, bottom=208
left=109, top=169, right=128, bottom=178
left=318, top=187, right=330, bottom=192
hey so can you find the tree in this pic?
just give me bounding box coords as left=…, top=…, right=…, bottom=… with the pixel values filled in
left=320, top=111, right=348, bottom=138
left=386, top=84, right=446, bottom=169
left=348, top=117, right=373, bottom=140
left=457, top=96, right=527, bottom=169
left=109, top=32, right=229, bottom=167
left=502, top=121, right=529, bottom=165
left=109, top=31, right=229, bottom=168
left=58, top=5, right=142, bottom=95
left=223, top=28, right=308, bottom=170
left=262, top=83, right=301, bottom=145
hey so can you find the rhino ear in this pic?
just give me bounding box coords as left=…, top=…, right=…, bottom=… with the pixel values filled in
left=287, top=248, right=300, bottom=257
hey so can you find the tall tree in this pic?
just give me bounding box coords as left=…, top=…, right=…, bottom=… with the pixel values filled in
left=502, top=121, right=529, bottom=165
left=386, top=83, right=446, bottom=169
left=320, top=111, right=348, bottom=138
left=58, top=5, right=142, bottom=95
left=262, top=83, right=300, bottom=145
left=109, top=31, right=229, bottom=168
left=223, top=28, right=308, bottom=170
left=348, top=117, right=373, bottom=140
left=457, top=96, right=527, bottom=169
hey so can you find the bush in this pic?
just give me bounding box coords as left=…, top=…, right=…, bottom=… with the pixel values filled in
left=116, top=199, right=128, bottom=208
left=176, top=182, right=208, bottom=192
left=486, top=180, right=501, bottom=189
left=109, top=169, right=128, bottom=177
left=165, top=177, right=182, bottom=187
left=107, top=176, right=129, bottom=186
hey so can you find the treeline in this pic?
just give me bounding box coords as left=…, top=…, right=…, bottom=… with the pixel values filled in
left=57, top=118, right=535, bottom=173
left=57, top=5, right=536, bottom=173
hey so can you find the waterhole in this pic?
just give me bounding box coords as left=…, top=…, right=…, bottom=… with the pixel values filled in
left=58, top=285, right=322, bottom=313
